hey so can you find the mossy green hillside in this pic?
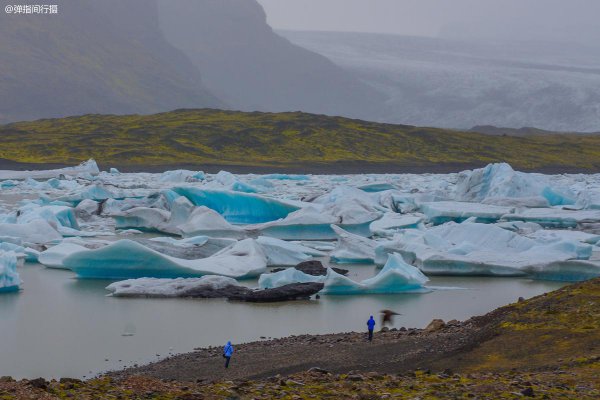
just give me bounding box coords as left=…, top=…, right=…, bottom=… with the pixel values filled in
left=2, top=109, right=600, bottom=170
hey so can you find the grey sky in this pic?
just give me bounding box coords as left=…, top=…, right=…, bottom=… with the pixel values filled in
left=257, top=0, right=600, bottom=45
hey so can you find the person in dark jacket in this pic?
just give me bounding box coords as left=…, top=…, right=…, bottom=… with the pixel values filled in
left=367, top=316, right=376, bottom=341
left=223, top=341, right=234, bottom=368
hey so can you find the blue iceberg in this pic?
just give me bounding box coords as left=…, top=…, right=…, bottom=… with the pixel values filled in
left=173, top=187, right=300, bottom=223
left=63, top=238, right=268, bottom=279
left=0, top=251, right=20, bottom=293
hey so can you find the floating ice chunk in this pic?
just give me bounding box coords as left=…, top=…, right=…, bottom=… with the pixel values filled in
left=262, top=174, right=310, bottom=181
left=420, top=201, right=513, bottom=225
left=17, top=204, right=79, bottom=230
left=0, top=251, right=20, bottom=293
left=330, top=225, right=377, bottom=264
left=526, top=260, right=600, bottom=282
left=178, top=206, right=247, bottom=239
left=256, top=236, right=323, bottom=266
left=173, top=188, right=300, bottom=223
left=39, top=242, right=89, bottom=269
left=252, top=194, right=381, bottom=240
left=0, top=242, right=39, bottom=263
left=502, top=208, right=600, bottom=228
left=143, top=236, right=236, bottom=259
left=495, top=221, right=542, bottom=234
left=57, top=184, right=117, bottom=204
left=291, top=241, right=336, bottom=252
left=455, top=163, right=575, bottom=206
left=358, top=183, right=397, bottom=192
left=63, top=238, right=268, bottom=279
left=75, top=199, right=100, bottom=220
left=481, top=196, right=549, bottom=208
left=370, top=213, right=424, bottom=237
left=0, top=220, right=62, bottom=244
left=109, top=168, right=121, bottom=174
left=375, top=222, right=596, bottom=280
left=0, top=159, right=99, bottom=181
left=321, top=254, right=429, bottom=295
left=113, top=207, right=172, bottom=233
left=159, top=170, right=204, bottom=183
left=526, top=230, right=600, bottom=245
left=106, top=276, right=239, bottom=297
left=258, top=268, right=325, bottom=289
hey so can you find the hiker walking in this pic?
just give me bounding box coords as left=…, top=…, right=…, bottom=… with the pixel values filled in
left=223, top=341, right=234, bottom=368
left=367, top=315, right=376, bottom=341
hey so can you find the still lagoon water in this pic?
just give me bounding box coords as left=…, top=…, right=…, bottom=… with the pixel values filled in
left=0, top=262, right=564, bottom=379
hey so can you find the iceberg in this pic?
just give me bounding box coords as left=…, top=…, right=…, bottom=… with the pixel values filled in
left=106, top=276, right=239, bottom=297
left=420, top=201, right=513, bottom=225
left=256, top=236, right=323, bottom=266
left=0, top=251, right=20, bottom=293
left=258, top=268, right=325, bottom=289
left=501, top=208, right=600, bottom=228
left=173, top=187, right=300, bottom=223
left=159, top=169, right=205, bottom=183
left=330, top=225, right=377, bottom=264
left=0, top=242, right=39, bottom=263
left=369, top=213, right=424, bottom=237
left=262, top=174, right=310, bottom=181
left=17, top=204, right=79, bottom=230
left=113, top=207, right=172, bottom=233
left=0, top=220, right=62, bottom=244
left=0, top=159, right=99, bottom=181
left=178, top=206, right=246, bottom=239
left=38, top=242, right=89, bottom=269
left=454, top=163, right=575, bottom=206
left=63, top=238, right=268, bottom=279
left=321, top=254, right=429, bottom=295
left=375, top=222, right=596, bottom=281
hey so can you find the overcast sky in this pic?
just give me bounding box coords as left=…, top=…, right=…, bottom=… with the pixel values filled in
left=257, top=0, right=600, bottom=45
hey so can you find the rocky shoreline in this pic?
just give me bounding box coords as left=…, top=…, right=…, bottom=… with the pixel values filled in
left=2, top=278, right=599, bottom=399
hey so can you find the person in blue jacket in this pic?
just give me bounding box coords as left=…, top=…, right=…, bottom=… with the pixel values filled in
left=367, top=316, right=376, bottom=342
left=223, top=341, right=234, bottom=368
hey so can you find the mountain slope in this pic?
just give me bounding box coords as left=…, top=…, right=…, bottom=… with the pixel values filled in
left=156, top=0, right=385, bottom=119
left=0, top=0, right=222, bottom=124
left=2, top=109, right=600, bottom=172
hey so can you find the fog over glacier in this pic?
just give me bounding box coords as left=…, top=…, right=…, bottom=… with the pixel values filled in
left=262, top=0, right=600, bottom=131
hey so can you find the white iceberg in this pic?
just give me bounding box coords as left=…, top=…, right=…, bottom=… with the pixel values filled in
left=173, top=187, right=300, bottom=223
left=501, top=208, right=600, bottom=228
left=369, top=213, right=424, bottom=237
left=321, top=254, right=429, bottom=295
left=38, top=242, right=89, bottom=269
left=63, top=238, right=268, bottom=279
left=106, top=276, right=239, bottom=297
left=454, top=163, right=575, bottom=206
left=330, top=225, right=377, bottom=264
left=376, top=222, right=597, bottom=281
left=0, top=159, right=99, bottom=181
left=420, top=201, right=513, bottom=225
left=178, top=206, right=246, bottom=239
left=0, top=251, right=20, bottom=293
left=0, top=220, right=62, bottom=244
left=258, top=268, right=325, bottom=289
left=256, top=236, right=323, bottom=266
